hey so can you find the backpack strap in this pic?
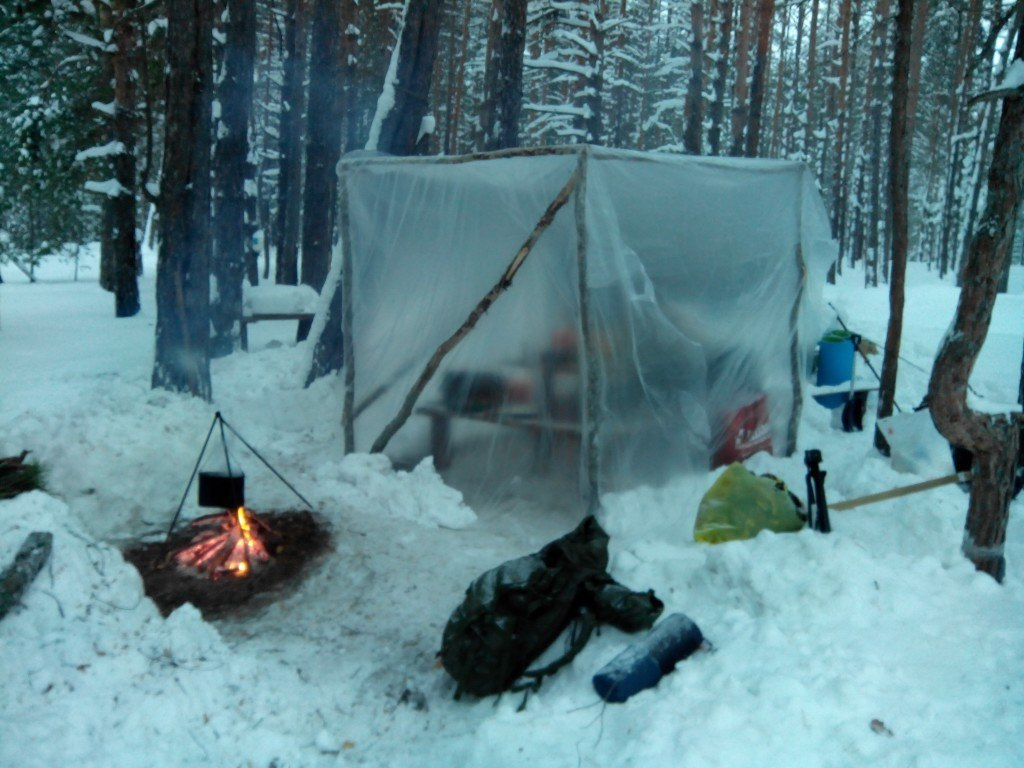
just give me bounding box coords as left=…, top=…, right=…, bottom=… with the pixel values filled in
left=511, top=609, right=597, bottom=703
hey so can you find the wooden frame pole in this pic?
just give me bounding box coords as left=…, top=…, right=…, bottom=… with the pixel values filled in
left=340, top=169, right=355, bottom=454
left=368, top=164, right=583, bottom=455
left=573, top=148, right=601, bottom=511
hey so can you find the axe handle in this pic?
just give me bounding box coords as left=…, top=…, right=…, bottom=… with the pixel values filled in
left=831, top=473, right=967, bottom=512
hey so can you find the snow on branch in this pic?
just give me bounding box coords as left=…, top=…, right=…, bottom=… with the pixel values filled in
left=523, top=55, right=592, bottom=77
left=75, top=141, right=127, bottom=162
left=969, top=59, right=1024, bottom=105
left=64, top=30, right=116, bottom=53
left=84, top=179, right=130, bottom=198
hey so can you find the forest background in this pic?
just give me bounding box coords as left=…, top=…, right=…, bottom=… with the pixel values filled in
left=3, top=0, right=1023, bottom=301
left=1, top=0, right=1022, bottom=577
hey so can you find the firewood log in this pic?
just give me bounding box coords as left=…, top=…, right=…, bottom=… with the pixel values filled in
left=0, top=532, right=53, bottom=621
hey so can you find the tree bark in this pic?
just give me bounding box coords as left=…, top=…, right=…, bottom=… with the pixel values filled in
left=874, top=0, right=914, bottom=449
left=938, top=0, right=984, bottom=279
left=743, top=0, right=775, bottom=157
left=111, top=0, right=140, bottom=318
left=448, top=0, right=473, bottom=154
left=479, top=0, right=528, bottom=151
left=300, top=0, right=348, bottom=292
left=829, top=0, right=854, bottom=276
left=804, top=0, right=819, bottom=165
left=211, top=0, right=257, bottom=357
left=276, top=0, right=308, bottom=285
left=708, top=0, right=733, bottom=155
left=927, top=27, right=1024, bottom=582
left=376, top=0, right=445, bottom=156
left=153, top=0, right=213, bottom=400
left=865, top=0, right=890, bottom=288
left=684, top=1, right=705, bottom=155
left=729, top=0, right=755, bottom=156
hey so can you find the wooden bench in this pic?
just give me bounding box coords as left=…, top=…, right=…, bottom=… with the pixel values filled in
left=416, top=403, right=582, bottom=471
left=240, top=312, right=315, bottom=351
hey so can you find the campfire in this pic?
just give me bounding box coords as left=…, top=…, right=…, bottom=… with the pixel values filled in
left=172, top=506, right=272, bottom=579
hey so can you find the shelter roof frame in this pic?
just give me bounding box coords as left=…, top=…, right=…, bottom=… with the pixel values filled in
left=309, top=144, right=837, bottom=510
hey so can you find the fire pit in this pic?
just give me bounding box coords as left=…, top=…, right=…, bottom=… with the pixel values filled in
left=125, top=509, right=330, bottom=617
left=124, top=412, right=328, bottom=617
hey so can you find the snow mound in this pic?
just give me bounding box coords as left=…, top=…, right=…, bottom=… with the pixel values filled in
left=314, top=452, right=477, bottom=530
left=0, top=492, right=308, bottom=768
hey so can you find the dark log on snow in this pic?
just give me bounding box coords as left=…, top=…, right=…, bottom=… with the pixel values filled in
left=0, top=451, right=44, bottom=500
left=0, top=532, right=53, bottom=621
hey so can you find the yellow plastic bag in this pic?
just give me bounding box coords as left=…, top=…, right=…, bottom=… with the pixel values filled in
left=694, top=463, right=805, bottom=544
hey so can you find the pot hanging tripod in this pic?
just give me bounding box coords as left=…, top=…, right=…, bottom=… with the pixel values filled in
left=166, top=412, right=314, bottom=542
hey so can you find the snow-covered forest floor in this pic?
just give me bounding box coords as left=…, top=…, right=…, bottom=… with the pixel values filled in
left=1, top=249, right=1022, bottom=768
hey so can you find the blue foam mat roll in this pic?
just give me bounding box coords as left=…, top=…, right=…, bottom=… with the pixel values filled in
left=592, top=613, right=704, bottom=703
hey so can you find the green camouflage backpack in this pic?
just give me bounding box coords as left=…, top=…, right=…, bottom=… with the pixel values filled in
left=440, top=516, right=663, bottom=699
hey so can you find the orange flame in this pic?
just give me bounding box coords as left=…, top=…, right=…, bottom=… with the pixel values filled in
left=173, top=506, right=271, bottom=579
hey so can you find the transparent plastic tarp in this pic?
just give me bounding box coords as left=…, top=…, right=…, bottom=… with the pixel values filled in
left=325, top=146, right=836, bottom=510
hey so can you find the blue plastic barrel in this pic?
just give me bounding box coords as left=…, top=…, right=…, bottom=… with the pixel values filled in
left=592, top=613, right=704, bottom=703
left=813, top=336, right=855, bottom=409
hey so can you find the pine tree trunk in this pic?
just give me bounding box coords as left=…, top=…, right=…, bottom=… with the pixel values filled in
left=743, top=0, right=774, bottom=157
left=767, top=2, right=789, bottom=157
left=111, top=0, right=140, bottom=318
left=684, top=1, right=705, bottom=155
left=211, top=0, right=257, bottom=357
left=584, top=6, right=605, bottom=144
left=804, top=0, right=819, bottom=165
left=376, top=0, right=445, bottom=156
left=938, top=0, right=984, bottom=279
left=927, top=27, right=1024, bottom=582
left=829, top=0, right=853, bottom=275
left=707, top=0, right=733, bottom=155
left=729, top=0, right=755, bottom=156
left=153, top=0, right=214, bottom=400
left=276, top=0, right=308, bottom=285
left=904, top=0, right=928, bottom=140
left=448, top=0, right=473, bottom=154
left=874, top=0, right=913, bottom=449
left=479, top=0, right=528, bottom=151
left=300, top=0, right=347, bottom=292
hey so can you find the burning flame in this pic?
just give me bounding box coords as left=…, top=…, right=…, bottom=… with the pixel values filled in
left=173, top=506, right=271, bottom=579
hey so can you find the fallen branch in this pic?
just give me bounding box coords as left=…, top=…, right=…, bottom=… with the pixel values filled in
left=369, top=164, right=582, bottom=454
left=0, top=532, right=54, bottom=621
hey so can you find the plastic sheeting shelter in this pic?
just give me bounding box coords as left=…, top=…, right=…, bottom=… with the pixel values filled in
left=310, top=145, right=836, bottom=510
